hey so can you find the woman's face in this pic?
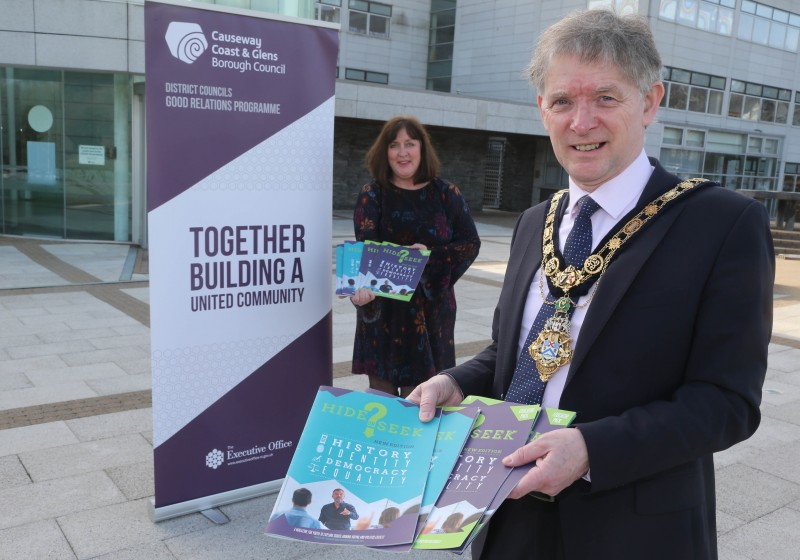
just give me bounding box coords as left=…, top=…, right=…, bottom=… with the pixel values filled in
left=387, top=127, right=421, bottom=187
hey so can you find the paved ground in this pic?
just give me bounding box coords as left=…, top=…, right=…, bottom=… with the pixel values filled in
left=0, top=210, right=798, bottom=559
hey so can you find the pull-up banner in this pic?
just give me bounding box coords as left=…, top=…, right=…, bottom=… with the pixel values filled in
left=145, top=0, right=338, bottom=520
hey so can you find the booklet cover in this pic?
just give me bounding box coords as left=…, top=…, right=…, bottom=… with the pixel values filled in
left=358, top=241, right=430, bottom=301
left=450, top=407, right=577, bottom=554
left=334, top=241, right=430, bottom=302
left=337, top=241, right=363, bottom=296
left=265, top=386, right=442, bottom=547
left=412, top=396, right=540, bottom=550
left=373, top=404, right=482, bottom=553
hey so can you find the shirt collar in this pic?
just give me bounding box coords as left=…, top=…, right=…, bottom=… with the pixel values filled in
left=567, top=149, right=654, bottom=219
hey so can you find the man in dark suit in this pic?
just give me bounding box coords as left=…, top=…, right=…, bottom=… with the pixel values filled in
left=408, top=9, right=774, bottom=560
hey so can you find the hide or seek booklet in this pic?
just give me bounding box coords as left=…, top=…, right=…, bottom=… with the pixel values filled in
left=334, top=241, right=430, bottom=301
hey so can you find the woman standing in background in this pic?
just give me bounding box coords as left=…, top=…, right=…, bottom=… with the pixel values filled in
left=350, top=115, right=481, bottom=397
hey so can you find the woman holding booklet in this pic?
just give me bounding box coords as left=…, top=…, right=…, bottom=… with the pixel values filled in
left=350, top=115, right=481, bottom=397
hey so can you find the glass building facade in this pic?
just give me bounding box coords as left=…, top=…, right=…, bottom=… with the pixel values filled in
left=1, top=68, right=140, bottom=241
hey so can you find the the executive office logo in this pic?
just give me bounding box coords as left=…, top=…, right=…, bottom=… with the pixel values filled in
left=165, top=22, right=208, bottom=64
left=205, top=448, right=225, bottom=469
left=205, top=440, right=292, bottom=470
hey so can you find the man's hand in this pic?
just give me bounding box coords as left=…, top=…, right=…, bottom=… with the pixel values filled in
left=340, top=508, right=351, bottom=516
left=406, top=375, right=463, bottom=422
left=503, top=428, right=589, bottom=499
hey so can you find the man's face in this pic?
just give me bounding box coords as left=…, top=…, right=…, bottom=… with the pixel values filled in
left=538, top=54, right=664, bottom=191
left=332, top=490, right=344, bottom=504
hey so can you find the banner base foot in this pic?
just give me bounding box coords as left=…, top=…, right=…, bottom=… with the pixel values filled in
left=201, top=508, right=230, bottom=525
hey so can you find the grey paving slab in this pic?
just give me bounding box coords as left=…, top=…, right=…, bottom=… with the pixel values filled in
left=0, top=471, right=125, bottom=530
left=719, top=507, right=800, bottom=560
left=57, top=498, right=211, bottom=559
left=0, top=382, right=100, bottom=411
left=0, top=519, right=77, bottom=560
left=0, top=421, right=79, bottom=457
left=0, top=454, right=30, bottom=491
left=20, top=433, right=152, bottom=482
left=764, top=347, right=800, bottom=373
left=715, top=463, right=800, bottom=522
left=6, top=339, right=98, bottom=360
left=92, top=542, right=177, bottom=560
left=0, top=370, right=30, bottom=391
left=106, top=460, right=154, bottom=501
left=66, top=408, right=152, bottom=442
left=25, top=361, right=129, bottom=386
left=740, top=439, right=800, bottom=486
left=86, top=372, right=152, bottom=396
left=59, top=346, right=151, bottom=368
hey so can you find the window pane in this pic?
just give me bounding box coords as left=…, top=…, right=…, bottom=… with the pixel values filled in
left=432, top=10, right=456, bottom=27
left=663, top=127, right=683, bottom=145
left=752, top=17, right=770, bottom=45
left=728, top=93, right=744, bottom=117
left=741, top=1, right=756, bottom=14
left=717, top=7, right=734, bottom=35
left=793, top=104, right=800, bottom=126
left=738, top=13, right=753, bottom=41
left=349, top=11, right=367, bottom=33
left=743, top=96, right=760, bottom=120
left=317, top=5, right=340, bottom=22
left=708, top=90, right=724, bottom=114
left=365, top=72, right=388, bottom=84
left=755, top=4, right=772, bottom=19
left=668, top=83, right=689, bottom=109
left=769, top=22, right=787, bottom=49
left=349, top=0, right=368, bottom=10
left=370, top=3, right=391, bottom=17
left=697, top=4, right=716, bottom=31
left=707, top=130, right=746, bottom=153
left=429, top=43, right=454, bottom=62
left=690, top=72, right=710, bottom=87
left=678, top=0, right=698, bottom=26
left=765, top=138, right=779, bottom=154
left=345, top=68, right=365, bottom=80
left=659, top=0, right=677, bottom=20
left=689, top=87, right=708, bottom=112
left=776, top=101, right=789, bottom=123
left=731, top=79, right=745, bottom=93
left=672, top=69, right=691, bottom=83
left=748, top=136, right=763, bottom=152
left=745, top=82, right=761, bottom=96
left=786, top=27, right=799, bottom=52
left=369, top=15, right=389, bottom=36
left=710, top=76, right=726, bottom=89
left=773, top=9, right=789, bottom=24
left=760, top=99, right=776, bottom=122
left=687, top=130, right=705, bottom=147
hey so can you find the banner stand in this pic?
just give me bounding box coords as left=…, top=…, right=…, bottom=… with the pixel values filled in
left=150, top=479, right=284, bottom=523
left=145, top=0, right=338, bottom=521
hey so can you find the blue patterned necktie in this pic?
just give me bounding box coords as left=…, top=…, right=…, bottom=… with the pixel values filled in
left=505, top=195, right=600, bottom=405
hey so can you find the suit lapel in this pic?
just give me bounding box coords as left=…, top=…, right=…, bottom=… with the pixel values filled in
left=565, top=161, right=685, bottom=383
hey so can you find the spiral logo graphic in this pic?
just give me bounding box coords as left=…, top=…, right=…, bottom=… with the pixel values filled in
left=165, top=22, right=208, bottom=64
left=206, top=448, right=225, bottom=469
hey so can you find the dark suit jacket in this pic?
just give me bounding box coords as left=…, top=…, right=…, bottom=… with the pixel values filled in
left=446, top=160, right=775, bottom=560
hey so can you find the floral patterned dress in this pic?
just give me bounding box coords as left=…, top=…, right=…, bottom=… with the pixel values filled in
left=351, top=177, right=481, bottom=388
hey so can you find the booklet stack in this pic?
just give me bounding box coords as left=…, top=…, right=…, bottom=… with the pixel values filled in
left=265, top=386, right=576, bottom=553
left=335, top=241, right=430, bottom=302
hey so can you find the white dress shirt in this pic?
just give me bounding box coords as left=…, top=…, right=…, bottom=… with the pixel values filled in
left=516, top=150, right=654, bottom=409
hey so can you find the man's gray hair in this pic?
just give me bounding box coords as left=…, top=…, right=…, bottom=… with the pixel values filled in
left=525, top=9, right=662, bottom=96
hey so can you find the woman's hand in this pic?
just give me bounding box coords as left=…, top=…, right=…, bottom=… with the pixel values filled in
left=350, top=287, right=376, bottom=307
left=408, top=243, right=428, bottom=251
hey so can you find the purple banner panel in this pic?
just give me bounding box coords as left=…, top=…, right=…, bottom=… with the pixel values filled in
left=145, top=1, right=338, bottom=211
